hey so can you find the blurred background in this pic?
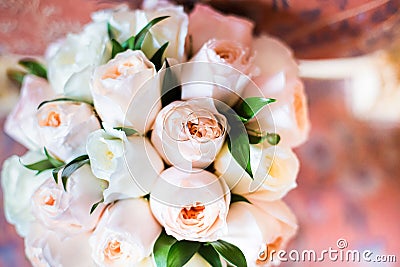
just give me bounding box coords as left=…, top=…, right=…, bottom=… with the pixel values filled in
left=1, top=0, right=400, bottom=266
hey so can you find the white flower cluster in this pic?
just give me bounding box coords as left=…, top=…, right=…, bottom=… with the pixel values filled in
left=2, top=1, right=310, bottom=267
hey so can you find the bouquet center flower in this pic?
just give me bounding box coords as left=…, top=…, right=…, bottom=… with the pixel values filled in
left=185, top=115, right=223, bottom=142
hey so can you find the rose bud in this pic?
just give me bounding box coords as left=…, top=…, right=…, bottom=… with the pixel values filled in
left=36, top=101, right=100, bottom=162
left=182, top=39, right=257, bottom=107
left=89, top=199, right=162, bottom=267
left=151, top=98, right=226, bottom=170
left=90, top=50, right=160, bottom=134
left=5, top=75, right=55, bottom=150
left=150, top=167, right=230, bottom=242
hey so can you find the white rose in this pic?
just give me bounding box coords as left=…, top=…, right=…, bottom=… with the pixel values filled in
left=86, top=127, right=164, bottom=203
left=46, top=15, right=111, bottom=94
left=222, top=199, right=298, bottom=267
left=31, top=165, right=106, bottom=234
left=90, top=199, right=162, bottom=267
left=151, top=99, right=226, bottom=170
left=214, top=144, right=299, bottom=200
left=150, top=167, right=230, bottom=242
left=91, top=50, right=160, bottom=133
left=109, top=3, right=188, bottom=62
left=63, top=66, right=95, bottom=102
left=25, top=223, right=95, bottom=267
left=36, top=101, right=100, bottom=162
left=242, top=35, right=310, bottom=148
left=1, top=151, right=49, bottom=237
left=4, top=75, right=55, bottom=150
left=182, top=39, right=256, bottom=107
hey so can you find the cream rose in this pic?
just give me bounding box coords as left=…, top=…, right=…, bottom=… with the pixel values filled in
left=1, top=151, right=49, bottom=237
left=4, top=75, right=55, bottom=150
left=86, top=127, right=164, bottom=203
left=46, top=14, right=111, bottom=94
left=150, top=167, right=230, bottom=242
left=214, top=144, right=299, bottom=200
left=222, top=199, right=298, bottom=267
left=91, top=50, right=160, bottom=133
left=36, top=101, right=100, bottom=162
left=182, top=39, right=256, bottom=106
left=25, top=223, right=95, bottom=267
left=90, top=199, right=162, bottom=267
left=151, top=99, right=226, bottom=170
left=243, top=35, right=310, bottom=148
left=187, top=4, right=254, bottom=55
left=31, top=165, right=106, bottom=234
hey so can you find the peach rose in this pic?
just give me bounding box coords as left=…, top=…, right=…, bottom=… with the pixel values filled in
left=5, top=75, right=55, bottom=150
left=222, top=198, right=298, bottom=267
left=243, top=35, right=310, bottom=148
left=187, top=4, right=254, bottom=55
left=214, top=144, right=299, bottom=200
left=90, top=50, right=160, bottom=134
left=151, top=99, right=226, bottom=170
left=150, top=167, right=230, bottom=242
left=36, top=101, right=100, bottom=162
left=25, top=223, right=95, bottom=267
left=182, top=39, right=257, bottom=106
left=89, top=199, right=162, bottom=267
left=31, top=165, right=106, bottom=234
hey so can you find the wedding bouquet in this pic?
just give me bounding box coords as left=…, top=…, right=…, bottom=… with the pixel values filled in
left=1, top=1, right=310, bottom=266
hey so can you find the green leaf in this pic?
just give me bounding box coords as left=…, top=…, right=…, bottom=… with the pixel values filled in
left=235, top=97, right=276, bottom=123
left=266, top=133, right=281, bottom=145
left=90, top=198, right=104, bottom=214
left=37, top=98, right=93, bottom=110
left=150, top=42, right=169, bottom=71
left=217, top=105, right=253, bottom=179
left=107, top=22, right=119, bottom=40
left=121, top=36, right=135, bottom=50
left=61, top=155, right=90, bottom=191
left=18, top=59, right=47, bottom=79
left=209, top=240, right=247, bottom=267
left=167, top=240, right=201, bottom=267
left=133, top=16, right=170, bottom=50
left=230, top=194, right=251, bottom=205
left=52, top=166, right=63, bottom=183
left=248, top=134, right=266, bottom=144
left=111, top=39, right=124, bottom=59
left=113, top=127, right=139, bottom=136
left=198, top=245, right=222, bottom=267
left=227, top=134, right=253, bottom=179
left=21, top=159, right=53, bottom=172
left=7, top=69, right=26, bottom=86
left=44, top=147, right=64, bottom=168
left=161, top=59, right=181, bottom=108
left=153, top=230, right=177, bottom=267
